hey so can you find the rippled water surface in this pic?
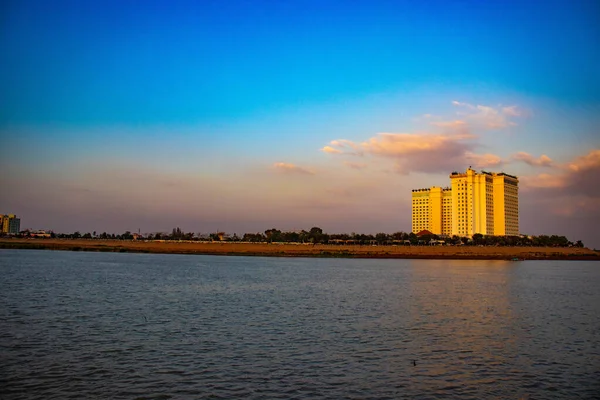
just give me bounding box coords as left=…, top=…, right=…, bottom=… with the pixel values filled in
left=1, top=250, right=599, bottom=399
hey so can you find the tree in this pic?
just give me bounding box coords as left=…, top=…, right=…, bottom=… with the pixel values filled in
left=472, top=233, right=484, bottom=245
left=309, top=227, right=323, bottom=235
left=308, top=227, right=324, bottom=244
left=264, top=229, right=282, bottom=243
left=375, top=233, right=389, bottom=245
left=392, top=232, right=406, bottom=241
left=408, top=232, right=418, bottom=245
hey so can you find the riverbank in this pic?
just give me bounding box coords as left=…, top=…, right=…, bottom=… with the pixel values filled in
left=1, top=238, right=598, bottom=260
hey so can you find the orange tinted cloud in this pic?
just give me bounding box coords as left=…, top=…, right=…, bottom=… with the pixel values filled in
left=272, top=162, right=315, bottom=175
left=512, top=151, right=554, bottom=167
left=567, top=149, right=600, bottom=172
left=520, top=149, right=600, bottom=196
left=465, top=152, right=504, bottom=168
left=321, top=146, right=342, bottom=154
left=343, top=161, right=367, bottom=170
left=322, top=131, right=503, bottom=174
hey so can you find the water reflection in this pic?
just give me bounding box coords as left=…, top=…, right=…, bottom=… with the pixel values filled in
left=405, top=260, right=525, bottom=395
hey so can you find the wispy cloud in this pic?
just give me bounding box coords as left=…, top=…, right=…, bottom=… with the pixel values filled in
left=321, top=145, right=342, bottom=154
left=502, top=106, right=525, bottom=117
left=343, top=161, right=367, bottom=170
left=465, top=152, right=504, bottom=168
left=512, top=151, right=554, bottom=167
left=272, top=162, right=315, bottom=175
left=320, top=139, right=364, bottom=156
left=430, top=120, right=467, bottom=129
left=520, top=149, right=600, bottom=197
left=451, top=100, right=525, bottom=129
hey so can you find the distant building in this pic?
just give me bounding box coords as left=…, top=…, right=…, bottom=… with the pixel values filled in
left=411, top=168, right=519, bottom=237
left=0, top=214, right=21, bottom=234
left=30, top=230, right=51, bottom=238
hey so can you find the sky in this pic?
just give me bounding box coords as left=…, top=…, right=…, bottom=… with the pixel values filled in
left=1, top=0, right=599, bottom=247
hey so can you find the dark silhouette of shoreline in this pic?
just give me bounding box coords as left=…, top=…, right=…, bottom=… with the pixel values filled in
left=1, top=239, right=598, bottom=261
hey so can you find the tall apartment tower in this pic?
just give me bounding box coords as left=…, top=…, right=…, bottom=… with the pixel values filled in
left=411, top=186, right=452, bottom=235
left=492, top=172, right=519, bottom=236
left=449, top=168, right=495, bottom=237
left=411, top=169, right=518, bottom=237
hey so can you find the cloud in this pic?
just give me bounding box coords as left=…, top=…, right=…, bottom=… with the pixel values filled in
left=502, top=106, right=525, bottom=117
left=321, top=139, right=364, bottom=156
left=520, top=149, right=600, bottom=197
left=322, top=131, right=503, bottom=174
left=520, top=173, right=565, bottom=189
left=272, top=162, right=315, bottom=175
left=321, top=145, right=342, bottom=154
left=451, top=100, right=474, bottom=108
left=452, top=100, right=525, bottom=130
left=430, top=120, right=468, bottom=129
left=512, top=152, right=554, bottom=167
left=361, top=132, right=475, bottom=157
left=465, top=152, right=504, bottom=168
left=343, top=161, right=367, bottom=170
left=320, top=100, right=526, bottom=176
left=567, top=149, right=600, bottom=172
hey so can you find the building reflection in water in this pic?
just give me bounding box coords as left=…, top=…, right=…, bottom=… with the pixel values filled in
left=402, top=260, right=524, bottom=395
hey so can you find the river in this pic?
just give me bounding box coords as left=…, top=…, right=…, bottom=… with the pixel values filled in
left=1, top=250, right=598, bottom=399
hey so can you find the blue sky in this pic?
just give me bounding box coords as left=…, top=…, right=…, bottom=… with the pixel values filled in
left=1, top=0, right=599, bottom=246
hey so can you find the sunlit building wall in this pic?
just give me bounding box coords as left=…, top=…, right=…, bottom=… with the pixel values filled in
left=411, top=188, right=431, bottom=234
left=449, top=169, right=495, bottom=237
left=411, top=187, right=452, bottom=235
left=411, top=169, right=519, bottom=237
left=493, top=173, right=519, bottom=235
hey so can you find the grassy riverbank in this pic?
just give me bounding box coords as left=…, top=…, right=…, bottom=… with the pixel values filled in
left=1, top=238, right=598, bottom=260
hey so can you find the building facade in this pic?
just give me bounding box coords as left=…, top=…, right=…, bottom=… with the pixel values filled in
left=411, top=168, right=519, bottom=237
left=0, top=214, right=21, bottom=234
left=411, top=186, right=452, bottom=236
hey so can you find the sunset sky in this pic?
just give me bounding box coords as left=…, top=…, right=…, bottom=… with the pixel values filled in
left=1, top=0, right=599, bottom=247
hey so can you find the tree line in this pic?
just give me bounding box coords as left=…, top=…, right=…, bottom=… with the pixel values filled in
left=16, top=227, right=585, bottom=248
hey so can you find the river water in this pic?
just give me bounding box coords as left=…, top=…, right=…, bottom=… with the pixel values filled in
left=1, top=250, right=599, bottom=399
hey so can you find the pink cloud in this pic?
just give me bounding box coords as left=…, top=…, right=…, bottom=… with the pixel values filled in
left=362, top=132, right=475, bottom=157
left=567, top=149, right=600, bottom=172
left=321, top=139, right=364, bottom=156
left=520, top=149, right=600, bottom=197
left=272, top=162, right=315, bottom=175
left=512, top=151, right=554, bottom=167
left=452, top=100, right=525, bottom=130
left=343, top=161, right=367, bottom=170
left=430, top=120, right=468, bottom=129
left=322, top=131, right=504, bottom=175
left=502, top=105, right=525, bottom=117
left=465, top=152, right=504, bottom=168
left=520, top=173, right=565, bottom=189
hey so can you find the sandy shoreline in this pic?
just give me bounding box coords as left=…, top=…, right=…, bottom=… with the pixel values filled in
left=1, top=238, right=598, bottom=260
